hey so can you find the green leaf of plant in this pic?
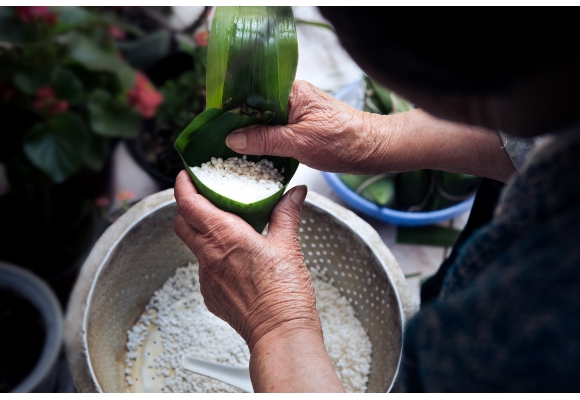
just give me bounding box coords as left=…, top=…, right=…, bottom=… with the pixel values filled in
left=88, top=89, right=140, bottom=138
left=23, top=112, right=89, bottom=183
left=52, top=67, right=83, bottom=102
left=52, top=6, right=91, bottom=32
left=68, top=34, right=135, bottom=90
left=83, top=134, right=108, bottom=171
left=396, top=225, right=461, bottom=247
left=207, top=6, right=298, bottom=125
left=13, top=68, right=52, bottom=95
left=0, top=9, right=35, bottom=43
left=117, top=30, right=172, bottom=71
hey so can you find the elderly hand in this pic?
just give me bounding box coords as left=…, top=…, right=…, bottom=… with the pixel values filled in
left=225, top=80, right=516, bottom=183
left=173, top=171, right=345, bottom=392
left=225, top=80, right=389, bottom=174
left=174, top=170, right=319, bottom=348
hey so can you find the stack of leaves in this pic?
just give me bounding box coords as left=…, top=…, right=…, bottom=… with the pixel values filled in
left=175, top=6, right=299, bottom=232
left=339, top=76, right=481, bottom=212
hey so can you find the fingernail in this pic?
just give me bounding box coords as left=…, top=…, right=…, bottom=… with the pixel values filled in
left=226, top=131, right=247, bottom=151
left=290, top=185, right=307, bottom=206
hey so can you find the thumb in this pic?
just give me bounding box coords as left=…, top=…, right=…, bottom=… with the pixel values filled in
left=267, top=185, right=307, bottom=241
left=226, top=124, right=298, bottom=158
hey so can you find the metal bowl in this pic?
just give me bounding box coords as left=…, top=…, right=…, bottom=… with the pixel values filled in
left=65, top=189, right=416, bottom=393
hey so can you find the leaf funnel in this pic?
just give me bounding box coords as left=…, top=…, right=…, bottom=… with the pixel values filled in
left=175, top=6, right=299, bottom=232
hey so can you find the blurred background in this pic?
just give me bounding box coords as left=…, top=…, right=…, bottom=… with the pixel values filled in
left=0, top=6, right=470, bottom=392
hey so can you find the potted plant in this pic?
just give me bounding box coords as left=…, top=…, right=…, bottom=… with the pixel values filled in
left=0, top=6, right=158, bottom=304
left=110, top=7, right=211, bottom=189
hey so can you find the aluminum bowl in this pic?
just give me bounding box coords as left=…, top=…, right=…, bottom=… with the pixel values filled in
left=65, top=189, right=416, bottom=393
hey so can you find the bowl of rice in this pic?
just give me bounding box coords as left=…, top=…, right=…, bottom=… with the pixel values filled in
left=65, top=189, right=416, bottom=393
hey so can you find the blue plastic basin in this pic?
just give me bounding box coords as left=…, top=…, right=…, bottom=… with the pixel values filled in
left=325, top=80, right=474, bottom=226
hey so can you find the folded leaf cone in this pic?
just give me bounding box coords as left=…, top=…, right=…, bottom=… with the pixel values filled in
left=175, top=6, right=299, bottom=233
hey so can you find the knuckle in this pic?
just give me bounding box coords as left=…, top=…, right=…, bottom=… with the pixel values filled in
left=255, top=126, right=277, bottom=154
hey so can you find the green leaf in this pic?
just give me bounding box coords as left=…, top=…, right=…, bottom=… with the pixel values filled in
left=13, top=68, right=52, bottom=94
left=176, top=107, right=299, bottom=232
left=0, top=9, right=35, bottom=42
left=295, top=19, right=335, bottom=33
left=396, top=225, right=461, bottom=247
left=83, top=134, right=108, bottom=171
left=23, top=112, right=89, bottom=183
left=339, top=174, right=395, bottom=207
left=88, top=89, right=140, bottom=138
left=339, top=174, right=374, bottom=191
left=52, top=67, right=83, bottom=102
left=364, top=76, right=393, bottom=114
left=117, top=30, right=172, bottom=71
left=52, top=6, right=91, bottom=31
left=177, top=7, right=299, bottom=232
left=360, top=177, right=395, bottom=206
left=428, top=171, right=481, bottom=210
left=207, top=6, right=298, bottom=125
left=391, top=92, right=414, bottom=113
left=396, top=170, right=433, bottom=210
left=68, top=34, right=135, bottom=89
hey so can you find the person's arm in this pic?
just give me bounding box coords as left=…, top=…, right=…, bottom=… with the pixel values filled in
left=250, top=323, right=345, bottom=392
left=225, top=80, right=516, bottom=183
left=173, top=172, right=344, bottom=392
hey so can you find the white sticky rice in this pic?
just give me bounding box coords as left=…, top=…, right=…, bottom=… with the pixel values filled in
left=124, top=261, right=372, bottom=393
left=190, top=156, right=284, bottom=203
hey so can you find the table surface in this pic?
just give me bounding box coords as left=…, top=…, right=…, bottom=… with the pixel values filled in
left=110, top=6, right=471, bottom=307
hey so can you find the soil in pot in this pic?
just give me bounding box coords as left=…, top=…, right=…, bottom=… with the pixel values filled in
left=0, top=289, right=45, bottom=392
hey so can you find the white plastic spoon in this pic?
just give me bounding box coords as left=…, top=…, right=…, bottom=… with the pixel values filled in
left=181, top=355, right=254, bottom=393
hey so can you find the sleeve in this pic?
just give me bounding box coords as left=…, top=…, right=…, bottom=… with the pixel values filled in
left=498, top=131, right=539, bottom=172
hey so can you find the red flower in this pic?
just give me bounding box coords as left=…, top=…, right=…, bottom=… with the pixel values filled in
left=115, top=190, right=135, bottom=202
left=108, top=25, right=126, bottom=40
left=195, top=30, right=210, bottom=47
left=127, top=71, right=163, bottom=118
left=15, top=6, right=57, bottom=24
left=32, top=86, right=68, bottom=116
left=94, top=195, right=110, bottom=208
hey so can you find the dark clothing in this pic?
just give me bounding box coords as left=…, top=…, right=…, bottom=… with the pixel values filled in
left=400, top=131, right=580, bottom=392
left=421, top=178, right=505, bottom=305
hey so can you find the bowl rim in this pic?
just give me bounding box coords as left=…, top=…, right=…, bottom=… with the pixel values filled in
left=323, top=172, right=474, bottom=227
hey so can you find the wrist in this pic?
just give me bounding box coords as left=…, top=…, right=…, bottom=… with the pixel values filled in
left=247, top=313, right=323, bottom=353
left=249, top=320, right=345, bottom=392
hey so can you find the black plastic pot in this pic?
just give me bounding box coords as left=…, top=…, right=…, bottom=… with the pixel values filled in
left=0, top=262, right=64, bottom=392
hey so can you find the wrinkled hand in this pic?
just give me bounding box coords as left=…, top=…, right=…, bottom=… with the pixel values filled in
left=225, top=80, right=389, bottom=174
left=173, top=171, right=322, bottom=351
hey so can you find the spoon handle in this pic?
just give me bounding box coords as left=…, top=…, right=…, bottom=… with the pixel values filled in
left=181, top=355, right=253, bottom=393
